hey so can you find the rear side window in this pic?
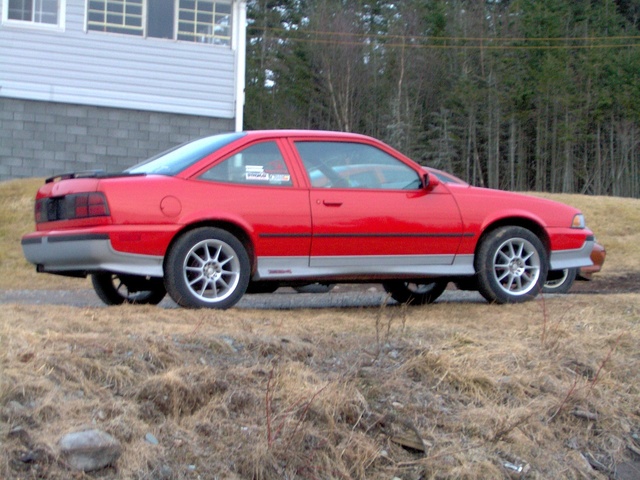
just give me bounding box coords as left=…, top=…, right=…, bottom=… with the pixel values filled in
left=199, top=141, right=293, bottom=186
left=126, top=132, right=245, bottom=175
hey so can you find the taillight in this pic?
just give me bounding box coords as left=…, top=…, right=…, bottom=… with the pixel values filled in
left=34, top=199, right=47, bottom=223
left=73, top=193, right=109, bottom=218
left=35, top=192, right=110, bottom=223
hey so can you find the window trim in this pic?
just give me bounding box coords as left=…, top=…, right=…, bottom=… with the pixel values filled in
left=2, top=0, right=66, bottom=30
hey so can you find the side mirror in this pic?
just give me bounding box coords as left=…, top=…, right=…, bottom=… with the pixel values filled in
left=423, top=172, right=440, bottom=189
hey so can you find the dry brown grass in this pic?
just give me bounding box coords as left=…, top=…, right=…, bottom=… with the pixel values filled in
left=2, top=297, right=639, bottom=479
left=1, top=179, right=640, bottom=479
left=0, top=178, right=87, bottom=290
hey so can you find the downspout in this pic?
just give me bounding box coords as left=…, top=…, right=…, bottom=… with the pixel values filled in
left=233, top=0, right=247, bottom=132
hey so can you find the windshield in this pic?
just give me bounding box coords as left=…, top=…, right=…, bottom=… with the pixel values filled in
left=126, top=132, right=246, bottom=175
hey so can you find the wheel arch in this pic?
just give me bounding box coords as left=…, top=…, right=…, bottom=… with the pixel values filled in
left=475, top=217, right=551, bottom=266
left=163, top=220, right=257, bottom=274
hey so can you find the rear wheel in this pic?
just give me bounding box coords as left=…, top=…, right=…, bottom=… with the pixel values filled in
left=476, top=226, right=547, bottom=304
left=543, top=268, right=577, bottom=294
left=164, top=227, right=250, bottom=309
left=91, top=273, right=166, bottom=305
left=382, top=280, right=448, bottom=305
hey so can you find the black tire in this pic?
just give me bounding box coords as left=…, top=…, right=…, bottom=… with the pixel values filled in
left=543, top=268, right=577, bottom=294
left=382, top=280, right=448, bottom=305
left=454, top=276, right=479, bottom=292
left=293, top=283, right=335, bottom=294
left=245, top=281, right=280, bottom=294
left=164, top=227, right=250, bottom=309
left=475, top=226, right=548, bottom=304
left=91, top=273, right=166, bottom=305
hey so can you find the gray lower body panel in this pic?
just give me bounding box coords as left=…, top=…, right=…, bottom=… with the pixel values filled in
left=22, top=233, right=594, bottom=284
left=255, top=254, right=476, bottom=280
left=22, top=235, right=164, bottom=277
left=549, top=239, right=595, bottom=270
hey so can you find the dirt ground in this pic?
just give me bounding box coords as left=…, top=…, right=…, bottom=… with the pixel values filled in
left=569, top=272, right=640, bottom=295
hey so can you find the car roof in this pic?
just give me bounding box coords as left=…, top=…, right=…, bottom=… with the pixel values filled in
left=240, top=131, right=470, bottom=186
left=241, top=129, right=374, bottom=141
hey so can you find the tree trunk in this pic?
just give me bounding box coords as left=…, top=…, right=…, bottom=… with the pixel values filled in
left=509, top=115, right=516, bottom=190
left=562, top=109, right=573, bottom=193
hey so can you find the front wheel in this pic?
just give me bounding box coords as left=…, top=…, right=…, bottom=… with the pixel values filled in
left=543, top=268, right=577, bottom=294
left=476, top=226, right=548, bottom=304
left=382, top=280, right=448, bottom=305
left=91, top=273, right=166, bottom=305
left=164, top=228, right=250, bottom=309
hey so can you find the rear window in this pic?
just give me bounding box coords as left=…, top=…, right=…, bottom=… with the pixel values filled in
left=126, top=132, right=246, bottom=175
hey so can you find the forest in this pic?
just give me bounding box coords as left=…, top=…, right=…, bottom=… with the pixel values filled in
left=244, top=0, right=640, bottom=198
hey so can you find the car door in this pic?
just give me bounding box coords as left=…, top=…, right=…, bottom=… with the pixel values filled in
left=292, top=140, right=467, bottom=276
left=195, top=139, right=312, bottom=277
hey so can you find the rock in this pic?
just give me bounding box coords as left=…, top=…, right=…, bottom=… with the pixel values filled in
left=156, top=464, right=174, bottom=479
left=58, top=429, right=121, bottom=472
left=616, top=460, right=640, bottom=480
left=7, top=400, right=27, bottom=413
left=8, top=426, right=32, bottom=446
left=145, top=432, right=159, bottom=445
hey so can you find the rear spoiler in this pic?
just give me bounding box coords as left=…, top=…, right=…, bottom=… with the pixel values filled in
left=45, top=170, right=106, bottom=183
left=45, top=170, right=145, bottom=184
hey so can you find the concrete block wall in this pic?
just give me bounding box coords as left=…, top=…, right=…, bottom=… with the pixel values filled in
left=0, top=98, right=235, bottom=181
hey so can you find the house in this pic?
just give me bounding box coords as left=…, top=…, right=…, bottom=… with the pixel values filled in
left=0, top=0, right=247, bottom=181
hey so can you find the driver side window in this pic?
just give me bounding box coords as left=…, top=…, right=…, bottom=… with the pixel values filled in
left=294, top=141, right=421, bottom=189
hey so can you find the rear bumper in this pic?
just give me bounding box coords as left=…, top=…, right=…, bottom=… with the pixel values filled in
left=21, top=233, right=164, bottom=277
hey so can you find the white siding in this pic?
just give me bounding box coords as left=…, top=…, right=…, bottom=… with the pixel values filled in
left=0, top=0, right=239, bottom=118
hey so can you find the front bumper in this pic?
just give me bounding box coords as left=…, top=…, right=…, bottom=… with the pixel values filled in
left=578, top=242, right=606, bottom=280
left=548, top=236, right=595, bottom=271
left=21, top=233, right=164, bottom=278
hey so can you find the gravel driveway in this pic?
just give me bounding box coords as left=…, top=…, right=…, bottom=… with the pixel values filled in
left=0, top=285, right=485, bottom=309
left=3, top=271, right=631, bottom=309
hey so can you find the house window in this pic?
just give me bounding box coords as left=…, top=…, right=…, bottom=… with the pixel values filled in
left=87, top=0, right=144, bottom=36
left=6, top=0, right=60, bottom=25
left=86, top=0, right=232, bottom=46
left=177, top=0, right=231, bottom=45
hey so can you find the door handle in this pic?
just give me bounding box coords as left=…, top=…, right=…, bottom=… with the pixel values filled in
left=322, top=200, right=343, bottom=207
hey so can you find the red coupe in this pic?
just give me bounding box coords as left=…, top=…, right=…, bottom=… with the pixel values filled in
left=21, top=130, right=595, bottom=308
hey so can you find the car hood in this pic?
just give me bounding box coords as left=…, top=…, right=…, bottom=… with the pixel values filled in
left=446, top=183, right=585, bottom=230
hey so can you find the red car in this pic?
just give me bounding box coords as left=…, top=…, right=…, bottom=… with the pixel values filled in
left=21, top=130, right=595, bottom=309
